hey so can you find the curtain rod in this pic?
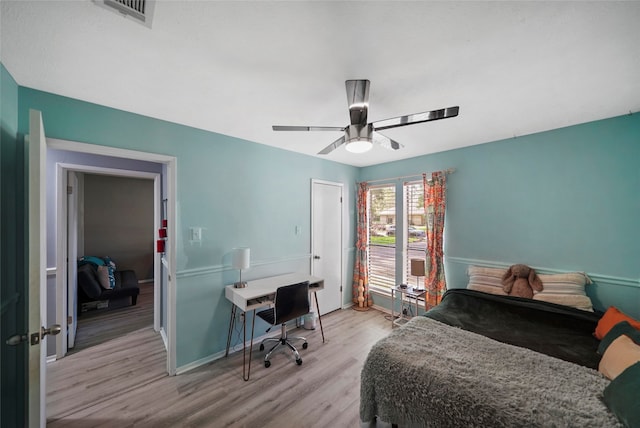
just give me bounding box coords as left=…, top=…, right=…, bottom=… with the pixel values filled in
left=359, top=168, right=456, bottom=185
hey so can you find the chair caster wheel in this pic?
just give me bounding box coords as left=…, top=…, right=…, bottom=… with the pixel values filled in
left=296, top=358, right=303, bottom=366
left=264, top=360, right=271, bottom=368
left=259, top=344, right=264, bottom=351
left=302, top=342, right=308, bottom=349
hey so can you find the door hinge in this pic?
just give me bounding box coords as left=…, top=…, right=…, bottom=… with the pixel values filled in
left=68, top=316, right=72, bottom=325
left=340, top=196, right=343, bottom=203
left=67, top=185, right=73, bottom=195
left=340, top=285, right=343, bottom=292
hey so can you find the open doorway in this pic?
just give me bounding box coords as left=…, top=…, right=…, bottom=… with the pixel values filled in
left=67, top=172, right=156, bottom=354
left=54, top=162, right=162, bottom=358
left=47, top=138, right=178, bottom=376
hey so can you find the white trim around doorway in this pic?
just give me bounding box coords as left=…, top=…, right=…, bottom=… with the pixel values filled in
left=49, top=138, right=178, bottom=376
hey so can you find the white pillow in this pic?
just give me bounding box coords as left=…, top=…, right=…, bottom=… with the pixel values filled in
left=534, top=272, right=593, bottom=311
left=467, top=265, right=508, bottom=296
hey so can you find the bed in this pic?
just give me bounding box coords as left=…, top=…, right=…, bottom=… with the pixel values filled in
left=360, top=288, right=623, bottom=427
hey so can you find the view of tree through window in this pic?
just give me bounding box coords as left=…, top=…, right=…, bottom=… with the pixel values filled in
left=367, top=182, right=427, bottom=290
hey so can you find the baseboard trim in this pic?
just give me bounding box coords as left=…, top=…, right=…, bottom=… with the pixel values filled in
left=175, top=326, right=297, bottom=375
left=160, top=327, right=168, bottom=351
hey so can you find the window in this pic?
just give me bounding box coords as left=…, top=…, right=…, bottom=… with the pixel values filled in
left=366, top=181, right=427, bottom=292
left=404, top=181, right=426, bottom=287
left=368, top=185, right=396, bottom=289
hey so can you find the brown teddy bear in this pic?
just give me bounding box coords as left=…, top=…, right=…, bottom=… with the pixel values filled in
left=501, top=264, right=543, bottom=299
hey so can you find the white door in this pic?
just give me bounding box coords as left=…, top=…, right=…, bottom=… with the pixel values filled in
left=28, top=109, right=54, bottom=427
left=67, top=171, right=79, bottom=348
left=311, top=180, right=343, bottom=315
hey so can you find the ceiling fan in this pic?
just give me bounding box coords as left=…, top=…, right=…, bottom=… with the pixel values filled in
left=273, top=80, right=459, bottom=155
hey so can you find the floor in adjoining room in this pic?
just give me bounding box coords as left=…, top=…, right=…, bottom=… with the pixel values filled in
left=69, top=282, right=154, bottom=354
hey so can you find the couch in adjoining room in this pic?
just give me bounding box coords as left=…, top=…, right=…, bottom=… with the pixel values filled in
left=77, top=262, right=140, bottom=312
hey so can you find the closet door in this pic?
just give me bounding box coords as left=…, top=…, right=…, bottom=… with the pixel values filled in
left=311, top=180, right=343, bottom=314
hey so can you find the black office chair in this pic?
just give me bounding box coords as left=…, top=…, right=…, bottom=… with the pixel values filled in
left=257, top=281, right=310, bottom=367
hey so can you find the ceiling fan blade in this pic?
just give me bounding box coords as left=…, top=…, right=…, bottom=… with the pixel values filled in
left=372, top=131, right=403, bottom=151
left=273, top=125, right=345, bottom=132
left=345, top=80, right=370, bottom=126
left=318, top=135, right=346, bottom=155
left=371, top=106, right=459, bottom=131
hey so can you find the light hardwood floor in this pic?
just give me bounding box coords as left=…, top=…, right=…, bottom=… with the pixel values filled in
left=47, top=306, right=391, bottom=427
left=69, top=283, right=154, bottom=353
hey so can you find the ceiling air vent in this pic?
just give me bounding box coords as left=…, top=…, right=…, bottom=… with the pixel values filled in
left=94, top=0, right=155, bottom=28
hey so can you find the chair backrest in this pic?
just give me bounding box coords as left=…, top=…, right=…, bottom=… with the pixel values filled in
left=274, top=281, right=310, bottom=325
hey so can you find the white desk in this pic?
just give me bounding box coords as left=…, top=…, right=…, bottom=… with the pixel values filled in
left=224, top=273, right=325, bottom=381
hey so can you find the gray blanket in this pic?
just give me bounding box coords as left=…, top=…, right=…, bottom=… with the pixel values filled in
left=360, top=317, right=621, bottom=427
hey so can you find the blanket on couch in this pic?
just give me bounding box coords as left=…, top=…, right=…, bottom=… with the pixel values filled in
left=360, top=316, right=620, bottom=427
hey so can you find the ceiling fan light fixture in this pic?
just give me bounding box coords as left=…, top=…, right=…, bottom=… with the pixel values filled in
left=344, top=123, right=373, bottom=153
left=345, top=138, right=373, bottom=153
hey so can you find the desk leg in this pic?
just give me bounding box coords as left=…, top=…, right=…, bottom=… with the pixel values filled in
left=225, top=305, right=237, bottom=357
left=242, top=310, right=256, bottom=381
left=314, top=292, right=325, bottom=343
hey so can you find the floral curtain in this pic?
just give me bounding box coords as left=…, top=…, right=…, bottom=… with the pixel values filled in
left=352, top=182, right=372, bottom=309
left=423, top=171, right=447, bottom=309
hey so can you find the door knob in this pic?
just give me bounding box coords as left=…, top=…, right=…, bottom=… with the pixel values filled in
left=314, top=255, right=321, bottom=260
left=29, top=324, right=62, bottom=346
left=8, top=324, right=61, bottom=346
left=42, top=324, right=62, bottom=337
left=6, top=334, right=27, bottom=346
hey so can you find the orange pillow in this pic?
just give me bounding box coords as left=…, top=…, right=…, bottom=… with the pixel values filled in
left=595, top=307, right=640, bottom=340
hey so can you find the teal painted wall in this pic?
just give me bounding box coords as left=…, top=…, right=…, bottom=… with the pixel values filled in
left=11, top=74, right=640, bottom=369
left=0, top=63, right=26, bottom=427
left=17, top=87, right=358, bottom=368
left=360, top=114, right=640, bottom=318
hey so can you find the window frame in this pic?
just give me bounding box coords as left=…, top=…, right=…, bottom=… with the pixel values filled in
left=365, top=180, right=427, bottom=297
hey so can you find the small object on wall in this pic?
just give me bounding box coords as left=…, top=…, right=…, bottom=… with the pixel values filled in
left=190, top=227, right=202, bottom=242
left=158, top=198, right=168, bottom=253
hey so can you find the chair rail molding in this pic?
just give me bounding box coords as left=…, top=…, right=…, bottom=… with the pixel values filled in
left=176, top=253, right=313, bottom=279
left=446, top=256, right=639, bottom=289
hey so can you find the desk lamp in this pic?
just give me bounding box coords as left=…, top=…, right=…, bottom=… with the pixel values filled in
left=232, top=247, right=250, bottom=288
left=411, top=258, right=425, bottom=291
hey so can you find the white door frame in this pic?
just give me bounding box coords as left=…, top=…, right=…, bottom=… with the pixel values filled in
left=66, top=171, right=79, bottom=349
left=55, top=164, right=161, bottom=352
left=310, top=179, right=344, bottom=311
left=49, top=138, right=178, bottom=375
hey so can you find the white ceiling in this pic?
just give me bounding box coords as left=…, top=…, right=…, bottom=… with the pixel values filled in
left=2, top=1, right=639, bottom=167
